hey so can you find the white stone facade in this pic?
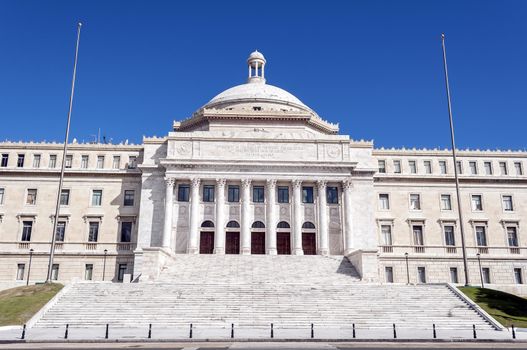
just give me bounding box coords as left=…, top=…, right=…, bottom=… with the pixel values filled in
left=0, top=51, right=526, bottom=291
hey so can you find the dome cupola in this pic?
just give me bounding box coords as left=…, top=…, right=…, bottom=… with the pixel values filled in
left=247, top=50, right=266, bottom=84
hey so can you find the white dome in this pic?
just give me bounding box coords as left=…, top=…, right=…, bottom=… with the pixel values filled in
left=248, top=50, right=266, bottom=62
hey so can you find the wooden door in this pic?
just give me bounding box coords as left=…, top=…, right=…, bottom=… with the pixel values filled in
left=302, top=232, right=316, bottom=255
left=277, top=232, right=291, bottom=255
left=199, top=231, right=214, bottom=254
left=226, top=232, right=240, bottom=254
left=251, top=232, right=265, bottom=255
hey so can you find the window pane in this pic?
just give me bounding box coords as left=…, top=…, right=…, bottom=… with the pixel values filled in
left=113, top=156, right=120, bottom=169
left=0, top=188, right=4, bottom=205
left=51, top=264, right=59, bottom=281
left=514, top=268, right=523, bottom=284
left=85, top=264, right=93, bottom=281
left=21, top=221, right=32, bottom=241
left=476, top=226, right=487, bottom=246
left=393, top=160, right=401, bottom=173
left=409, top=161, right=417, bottom=174
left=413, top=226, right=424, bottom=245
left=88, top=222, right=99, bottom=242
left=124, top=190, right=134, bottom=206
left=378, top=160, right=386, bottom=173
left=178, top=185, right=190, bottom=202
left=17, top=154, right=25, bottom=167
left=128, top=156, right=137, bottom=169
left=410, top=194, right=420, bottom=210
left=81, top=155, right=89, bottom=168
left=33, top=155, right=41, bottom=168
left=450, top=267, right=459, bottom=284
left=92, top=190, right=102, bottom=206
left=97, top=156, right=104, bottom=169
left=120, top=222, right=132, bottom=242
left=253, top=186, right=264, bottom=203
left=203, top=185, right=215, bottom=202
left=228, top=185, right=239, bottom=202
left=277, top=186, right=289, bottom=203
left=444, top=226, right=455, bottom=246
left=49, top=155, right=57, bottom=168
left=1, top=154, right=9, bottom=167
left=379, top=194, right=390, bottom=210
left=500, top=162, right=508, bottom=175
left=385, top=267, right=394, bottom=283
left=17, top=264, right=25, bottom=280
left=503, top=195, right=513, bottom=211
left=326, top=187, right=338, bottom=204
left=471, top=195, right=483, bottom=211
left=424, top=161, right=432, bottom=174
left=26, top=189, right=37, bottom=205
left=469, top=161, right=477, bottom=175
left=441, top=194, right=451, bottom=210
left=55, top=221, right=66, bottom=241
left=302, top=187, right=314, bottom=203
left=507, top=227, right=518, bottom=247
left=482, top=268, right=490, bottom=284
left=381, top=225, right=392, bottom=245
left=60, top=189, right=70, bottom=205
left=439, top=161, right=447, bottom=174
left=515, top=162, right=523, bottom=175
left=65, top=155, right=73, bottom=168
left=484, top=162, right=492, bottom=175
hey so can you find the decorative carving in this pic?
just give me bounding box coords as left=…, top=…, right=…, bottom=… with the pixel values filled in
left=266, top=179, right=277, bottom=188
left=176, top=142, right=192, bottom=155
left=326, top=144, right=341, bottom=158
left=316, top=180, right=327, bottom=190
left=342, top=179, right=353, bottom=191
left=255, top=207, right=264, bottom=215
left=165, top=178, right=175, bottom=187
left=292, top=179, right=302, bottom=189
left=216, top=178, right=226, bottom=188
left=280, top=206, right=288, bottom=215
left=241, top=178, right=252, bottom=189
left=191, top=178, right=201, bottom=188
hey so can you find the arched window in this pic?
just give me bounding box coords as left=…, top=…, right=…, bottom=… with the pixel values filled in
left=252, top=221, right=265, bottom=229
left=277, top=221, right=290, bottom=229
left=226, top=220, right=240, bottom=228
left=302, top=222, right=315, bottom=229
left=201, top=220, right=215, bottom=228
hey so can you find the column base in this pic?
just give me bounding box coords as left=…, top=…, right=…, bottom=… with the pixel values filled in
left=213, top=247, right=225, bottom=254
left=317, top=248, right=329, bottom=256
left=293, top=248, right=304, bottom=255
left=241, top=247, right=251, bottom=255
left=187, top=247, right=199, bottom=254
left=266, top=248, right=277, bottom=255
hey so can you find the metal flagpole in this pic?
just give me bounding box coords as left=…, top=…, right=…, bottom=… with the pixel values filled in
left=46, top=22, right=83, bottom=283
left=441, top=33, right=470, bottom=286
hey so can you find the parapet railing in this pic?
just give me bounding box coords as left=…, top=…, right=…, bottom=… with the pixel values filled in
left=379, top=244, right=526, bottom=256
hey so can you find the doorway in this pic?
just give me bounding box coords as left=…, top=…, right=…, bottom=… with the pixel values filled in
left=199, top=231, right=214, bottom=254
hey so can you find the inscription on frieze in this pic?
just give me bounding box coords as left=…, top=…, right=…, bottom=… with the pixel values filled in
left=200, top=142, right=317, bottom=160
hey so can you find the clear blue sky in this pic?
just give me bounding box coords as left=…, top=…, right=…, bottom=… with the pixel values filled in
left=1, top=0, right=526, bottom=149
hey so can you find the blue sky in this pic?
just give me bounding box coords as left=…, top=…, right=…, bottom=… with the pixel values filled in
left=0, top=0, right=526, bottom=149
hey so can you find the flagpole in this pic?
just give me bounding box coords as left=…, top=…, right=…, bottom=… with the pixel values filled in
left=46, top=22, right=82, bottom=283
left=441, top=33, right=470, bottom=286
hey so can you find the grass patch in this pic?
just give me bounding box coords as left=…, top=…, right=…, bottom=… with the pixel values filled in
left=0, top=283, right=63, bottom=326
left=459, top=286, right=527, bottom=328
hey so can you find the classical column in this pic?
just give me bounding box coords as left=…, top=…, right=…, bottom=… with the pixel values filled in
left=241, top=179, right=252, bottom=255
left=343, top=179, right=354, bottom=254
left=292, top=179, right=304, bottom=255
left=162, top=178, right=175, bottom=249
left=266, top=179, right=277, bottom=255
left=317, top=180, right=329, bottom=255
left=214, top=178, right=226, bottom=254
left=187, top=178, right=201, bottom=254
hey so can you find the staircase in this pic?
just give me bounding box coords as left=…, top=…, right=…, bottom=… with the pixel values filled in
left=32, top=255, right=495, bottom=331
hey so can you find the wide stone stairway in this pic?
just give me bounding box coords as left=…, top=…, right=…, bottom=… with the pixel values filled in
left=32, top=255, right=495, bottom=331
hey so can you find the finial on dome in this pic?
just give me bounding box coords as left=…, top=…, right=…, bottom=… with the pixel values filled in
left=247, top=50, right=266, bottom=84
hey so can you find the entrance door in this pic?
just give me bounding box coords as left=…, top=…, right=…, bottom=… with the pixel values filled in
left=199, top=231, right=214, bottom=254
left=277, top=232, right=291, bottom=255
left=302, top=232, right=316, bottom=255
left=251, top=232, right=265, bottom=254
left=226, top=232, right=240, bottom=254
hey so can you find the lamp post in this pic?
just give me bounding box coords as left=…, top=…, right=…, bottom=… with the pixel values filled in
left=26, top=249, right=34, bottom=286
left=477, top=253, right=484, bottom=288
left=405, top=252, right=410, bottom=285
left=102, top=249, right=108, bottom=281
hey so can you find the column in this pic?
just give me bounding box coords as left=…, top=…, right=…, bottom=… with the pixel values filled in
left=266, top=179, right=277, bottom=255
left=343, top=179, right=354, bottom=254
left=187, top=177, right=201, bottom=254
left=241, top=178, right=252, bottom=255
left=317, top=180, right=329, bottom=255
left=162, top=178, right=175, bottom=249
left=214, top=178, right=226, bottom=254
left=292, top=179, right=304, bottom=255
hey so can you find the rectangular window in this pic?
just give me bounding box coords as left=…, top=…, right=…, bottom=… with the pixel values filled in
left=128, top=156, right=137, bottom=169
left=514, top=268, right=523, bottom=284
left=476, top=226, right=487, bottom=246
left=502, top=195, right=513, bottom=211
left=33, top=154, right=41, bottom=168
left=178, top=185, right=190, bottom=202
left=385, top=266, right=394, bottom=283
left=26, top=189, right=37, bottom=205
left=85, top=264, right=93, bottom=281
left=326, top=187, right=338, bottom=204
left=515, top=162, right=523, bottom=175
left=471, top=195, right=483, bottom=211
left=81, top=155, right=89, bottom=169
left=441, top=194, right=452, bottom=210
left=65, top=155, right=73, bottom=168
left=482, top=267, right=490, bottom=284
left=203, top=185, right=215, bottom=202
left=484, top=161, right=493, bottom=175
left=450, top=267, right=459, bottom=284
left=417, top=267, right=426, bottom=283
left=393, top=160, right=401, bottom=174
left=379, top=193, right=390, bottom=210
left=60, top=189, right=70, bottom=205
left=499, top=161, right=508, bottom=175
left=507, top=227, right=518, bottom=247
left=16, top=264, right=25, bottom=281
left=88, top=222, right=99, bottom=242
left=123, top=190, right=134, bottom=206
left=227, top=185, right=239, bottom=202
left=55, top=221, right=66, bottom=241
left=439, top=161, right=447, bottom=174
left=381, top=225, right=392, bottom=245
left=469, top=161, right=478, bottom=175
left=21, top=221, right=32, bottom=241
left=378, top=160, right=386, bottom=173
left=120, top=222, right=132, bottom=242
left=302, top=186, right=314, bottom=203
left=277, top=186, right=289, bottom=203
left=409, top=160, right=417, bottom=174
left=456, top=161, right=463, bottom=174
left=409, top=194, right=421, bottom=210
left=91, top=190, right=102, bottom=206
left=424, top=160, right=432, bottom=174
left=0, top=188, right=4, bottom=205
left=118, top=264, right=127, bottom=282
left=49, top=154, right=57, bottom=168
left=51, top=264, right=59, bottom=281
left=97, top=156, right=104, bottom=169
left=252, top=186, right=264, bottom=203
left=413, top=225, right=424, bottom=246
left=1, top=153, right=8, bottom=167
left=17, top=154, right=25, bottom=167
left=112, top=156, right=121, bottom=169
left=444, top=225, right=456, bottom=246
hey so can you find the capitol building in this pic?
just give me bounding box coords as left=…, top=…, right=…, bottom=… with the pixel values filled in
left=1, top=51, right=526, bottom=292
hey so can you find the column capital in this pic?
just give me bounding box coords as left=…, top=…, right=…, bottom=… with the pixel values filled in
left=266, top=179, right=277, bottom=188
left=191, top=177, right=201, bottom=188
left=216, top=178, right=227, bottom=188
left=165, top=177, right=176, bottom=187
left=241, top=178, right=252, bottom=189
left=343, top=179, right=353, bottom=191
left=292, top=179, right=302, bottom=189
left=316, top=180, right=327, bottom=190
